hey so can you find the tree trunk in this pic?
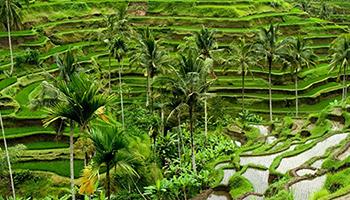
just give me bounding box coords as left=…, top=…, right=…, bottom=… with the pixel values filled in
left=150, top=78, right=153, bottom=112
left=69, top=120, right=75, bottom=200
left=161, top=106, right=164, bottom=136
left=204, top=96, right=208, bottom=143
left=108, top=54, right=111, bottom=94
left=106, top=164, right=111, bottom=200
left=178, top=110, right=185, bottom=155
left=242, top=68, right=245, bottom=112
left=189, top=105, right=197, bottom=174
left=346, top=65, right=348, bottom=99
left=6, top=0, right=14, bottom=76
left=177, top=111, right=182, bottom=164
left=295, top=68, right=299, bottom=117
left=146, top=68, right=150, bottom=108
left=118, top=60, right=125, bottom=129
left=268, top=58, right=273, bottom=122
left=0, top=112, right=16, bottom=199
left=153, top=134, right=157, bottom=153
left=343, top=65, right=347, bottom=101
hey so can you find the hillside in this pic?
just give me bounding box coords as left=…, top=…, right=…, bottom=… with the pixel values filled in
left=0, top=0, right=350, bottom=199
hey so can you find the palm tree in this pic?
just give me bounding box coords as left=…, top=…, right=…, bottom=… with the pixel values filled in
left=0, top=0, right=22, bottom=76
left=285, top=37, right=317, bottom=117
left=194, top=26, right=217, bottom=78
left=0, top=112, right=15, bottom=199
left=138, top=27, right=167, bottom=111
left=295, top=0, right=313, bottom=15
left=44, top=74, right=111, bottom=200
left=109, top=37, right=127, bottom=129
left=56, top=50, right=78, bottom=82
left=89, top=125, right=137, bottom=200
left=103, top=14, right=115, bottom=94
left=255, top=24, right=287, bottom=121
left=329, top=35, right=350, bottom=101
left=194, top=26, right=217, bottom=141
left=103, top=4, right=131, bottom=94
left=228, top=39, right=256, bottom=112
left=113, top=4, right=132, bottom=37
left=165, top=51, right=211, bottom=173
left=319, top=2, right=332, bottom=20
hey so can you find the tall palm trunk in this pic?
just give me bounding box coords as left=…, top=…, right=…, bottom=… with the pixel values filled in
left=118, top=60, right=125, bottom=129
left=106, top=164, right=111, bottom=200
left=268, top=57, right=273, bottom=122
left=343, top=65, right=347, bottom=101
left=0, top=112, right=16, bottom=199
left=242, top=68, right=245, bottom=112
left=189, top=104, right=197, bottom=174
left=204, top=96, right=207, bottom=143
left=6, top=0, right=14, bottom=76
left=69, top=120, right=75, bottom=200
left=161, top=106, right=164, bottom=135
left=177, top=111, right=182, bottom=164
left=146, top=68, right=150, bottom=109
left=108, top=54, right=111, bottom=94
left=295, top=68, right=299, bottom=117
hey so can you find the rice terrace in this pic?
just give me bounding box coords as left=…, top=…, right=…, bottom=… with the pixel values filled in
left=0, top=0, right=350, bottom=199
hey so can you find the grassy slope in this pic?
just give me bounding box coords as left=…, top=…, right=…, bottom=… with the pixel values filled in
left=0, top=0, right=349, bottom=181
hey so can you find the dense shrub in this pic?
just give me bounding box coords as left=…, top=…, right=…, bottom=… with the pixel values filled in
left=265, top=190, right=294, bottom=200
left=325, top=168, right=350, bottom=193
left=228, top=174, right=253, bottom=198
left=15, top=48, right=40, bottom=67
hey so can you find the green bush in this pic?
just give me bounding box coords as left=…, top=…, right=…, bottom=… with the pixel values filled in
left=265, top=190, right=294, bottom=200
left=228, top=174, right=253, bottom=198
left=276, top=116, right=294, bottom=137
left=325, top=168, right=350, bottom=193
left=311, top=188, right=330, bottom=200
left=13, top=170, right=39, bottom=186
left=310, top=120, right=332, bottom=136
left=15, top=48, right=40, bottom=67
left=245, top=126, right=261, bottom=141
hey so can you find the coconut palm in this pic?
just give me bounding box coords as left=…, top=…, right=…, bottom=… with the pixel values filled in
left=295, top=0, right=313, bottom=15
left=194, top=26, right=217, bottom=78
left=195, top=26, right=217, bottom=59
left=255, top=24, right=287, bottom=121
left=319, top=2, right=332, bottom=20
left=138, top=27, right=167, bottom=111
left=228, top=39, right=256, bottom=112
left=56, top=50, right=78, bottom=82
left=329, top=35, right=350, bottom=101
left=109, top=36, right=127, bottom=129
left=113, top=4, right=132, bottom=37
left=285, top=36, right=317, bottom=117
left=103, top=14, right=115, bottom=94
left=0, top=0, right=22, bottom=76
left=0, top=112, right=15, bottom=199
left=165, top=51, right=211, bottom=173
left=104, top=4, right=132, bottom=94
left=89, top=125, right=137, bottom=200
left=44, top=74, right=111, bottom=200
left=194, top=26, right=217, bottom=141
left=34, top=50, right=80, bottom=200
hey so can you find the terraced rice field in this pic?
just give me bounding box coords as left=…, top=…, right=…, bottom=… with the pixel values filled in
left=1, top=0, right=350, bottom=199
